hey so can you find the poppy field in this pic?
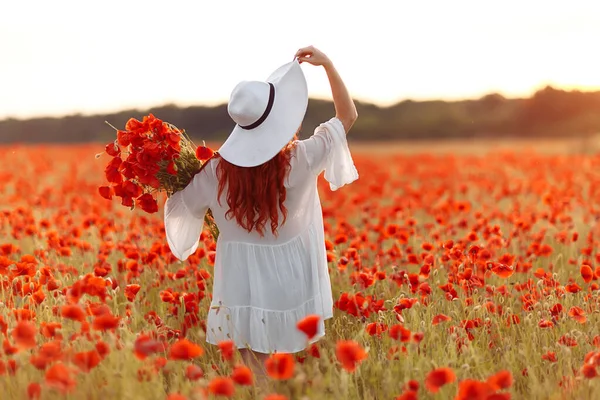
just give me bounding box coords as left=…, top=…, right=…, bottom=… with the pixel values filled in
left=3, top=142, right=600, bottom=399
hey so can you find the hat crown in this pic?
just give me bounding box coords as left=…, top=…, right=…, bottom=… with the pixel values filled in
left=228, top=81, right=271, bottom=128
left=219, top=60, right=308, bottom=168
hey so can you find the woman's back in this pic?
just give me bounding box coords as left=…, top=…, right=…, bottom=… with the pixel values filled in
left=165, top=117, right=356, bottom=353
left=207, top=142, right=318, bottom=245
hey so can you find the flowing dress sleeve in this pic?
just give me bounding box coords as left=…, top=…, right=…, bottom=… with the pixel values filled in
left=301, top=117, right=359, bottom=190
left=164, top=163, right=214, bottom=261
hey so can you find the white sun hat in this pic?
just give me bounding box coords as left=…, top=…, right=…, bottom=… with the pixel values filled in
left=219, top=59, right=309, bottom=167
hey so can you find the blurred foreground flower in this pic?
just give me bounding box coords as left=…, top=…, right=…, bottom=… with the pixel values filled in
left=335, top=340, right=367, bottom=372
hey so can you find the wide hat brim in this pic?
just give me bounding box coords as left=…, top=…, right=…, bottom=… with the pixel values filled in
left=218, top=59, right=308, bottom=167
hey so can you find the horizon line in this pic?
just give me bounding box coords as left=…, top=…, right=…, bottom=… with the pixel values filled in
left=1, top=84, right=597, bottom=122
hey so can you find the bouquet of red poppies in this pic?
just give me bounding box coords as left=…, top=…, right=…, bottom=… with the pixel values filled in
left=98, top=113, right=219, bottom=239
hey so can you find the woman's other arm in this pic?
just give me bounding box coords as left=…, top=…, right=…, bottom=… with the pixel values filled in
left=294, top=46, right=358, bottom=133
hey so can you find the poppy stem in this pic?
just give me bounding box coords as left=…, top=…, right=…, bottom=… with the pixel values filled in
left=104, top=121, right=119, bottom=131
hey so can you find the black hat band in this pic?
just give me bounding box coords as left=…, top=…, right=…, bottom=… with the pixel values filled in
left=239, top=82, right=275, bottom=130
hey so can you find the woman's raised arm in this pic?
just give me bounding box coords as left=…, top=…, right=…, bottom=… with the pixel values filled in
left=294, top=46, right=358, bottom=133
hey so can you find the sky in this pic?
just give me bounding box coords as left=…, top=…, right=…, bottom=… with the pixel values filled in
left=1, top=0, right=599, bottom=120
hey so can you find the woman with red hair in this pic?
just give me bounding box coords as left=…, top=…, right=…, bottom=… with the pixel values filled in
left=164, top=46, right=358, bottom=377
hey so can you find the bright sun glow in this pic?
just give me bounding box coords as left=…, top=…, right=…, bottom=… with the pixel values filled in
left=1, top=0, right=599, bottom=119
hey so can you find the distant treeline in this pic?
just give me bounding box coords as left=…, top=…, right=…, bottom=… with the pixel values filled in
left=2, top=86, right=600, bottom=143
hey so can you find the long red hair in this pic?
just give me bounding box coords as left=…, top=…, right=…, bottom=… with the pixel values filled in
left=216, top=141, right=296, bottom=237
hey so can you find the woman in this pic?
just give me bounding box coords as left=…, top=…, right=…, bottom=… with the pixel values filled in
left=164, top=46, right=358, bottom=376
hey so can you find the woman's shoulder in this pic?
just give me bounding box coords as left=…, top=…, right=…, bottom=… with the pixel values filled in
left=289, top=140, right=311, bottom=170
left=283, top=141, right=315, bottom=188
left=198, top=155, right=220, bottom=178
left=183, top=156, right=220, bottom=195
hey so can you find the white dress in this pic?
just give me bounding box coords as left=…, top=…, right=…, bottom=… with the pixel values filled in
left=164, top=117, right=358, bottom=353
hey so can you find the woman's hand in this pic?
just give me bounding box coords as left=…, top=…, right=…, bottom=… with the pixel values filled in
left=294, top=46, right=357, bottom=133
left=294, top=46, right=331, bottom=67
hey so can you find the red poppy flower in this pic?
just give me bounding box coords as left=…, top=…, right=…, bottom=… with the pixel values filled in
left=568, top=306, right=587, bottom=324
left=12, top=320, right=36, bottom=350
left=122, top=180, right=142, bottom=198
left=29, top=340, right=63, bottom=370
left=136, top=193, right=158, bottom=214
left=538, top=320, right=554, bottom=329
left=582, top=364, right=597, bottom=378
left=166, top=394, right=187, bottom=400
left=208, top=377, right=235, bottom=397
left=432, top=314, right=452, bottom=325
left=565, top=283, right=582, bottom=293
left=185, top=364, right=204, bottom=381
left=117, top=130, right=132, bottom=146
left=121, top=196, right=134, bottom=208
left=395, top=391, right=418, bottom=400
left=92, top=313, right=120, bottom=331
left=98, top=186, right=114, bottom=200
left=366, top=322, right=388, bottom=337
left=166, top=161, right=178, bottom=175
left=217, top=340, right=235, bottom=361
left=558, top=334, right=578, bottom=347
left=542, top=351, right=557, bottom=362
left=124, top=284, right=141, bottom=302
left=96, top=341, right=110, bottom=359
left=196, top=145, right=214, bottom=161
left=490, top=262, right=514, bottom=278
left=61, top=304, right=86, bottom=322
left=105, top=142, right=121, bottom=157
left=45, top=362, right=76, bottom=394
left=169, top=338, right=204, bottom=360
left=296, top=314, right=320, bottom=339
left=549, top=303, right=563, bottom=316
left=425, top=367, right=456, bottom=393
left=308, top=343, right=320, bottom=358
left=487, top=370, right=513, bottom=390
left=125, top=117, right=144, bottom=132
left=27, top=382, right=41, bottom=400
left=104, top=157, right=123, bottom=184
left=231, top=365, right=253, bottom=386
left=263, top=395, right=288, bottom=400
left=265, top=353, right=295, bottom=380
left=455, top=379, right=493, bottom=400
left=389, top=324, right=412, bottom=342
left=335, top=340, right=367, bottom=372
left=73, top=350, right=102, bottom=372
left=581, top=264, right=594, bottom=283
